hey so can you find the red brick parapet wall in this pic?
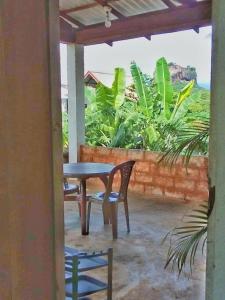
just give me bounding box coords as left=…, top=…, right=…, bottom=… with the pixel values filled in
left=80, top=145, right=209, bottom=202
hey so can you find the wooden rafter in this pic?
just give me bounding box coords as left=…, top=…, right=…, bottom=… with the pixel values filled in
left=145, top=36, right=151, bottom=41
left=162, top=0, right=177, bottom=9
left=60, top=0, right=119, bottom=14
left=106, top=41, right=113, bottom=46
left=61, top=2, right=99, bottom=14
left=193, top=26, right=200, bottom=33
left=60, top=12, right=85, bottom=28
left=60, top=1, right=212, bottom=45
left=178, top=0, right=197, bottom=5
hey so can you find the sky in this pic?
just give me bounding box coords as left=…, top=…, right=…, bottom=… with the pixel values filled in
left=60, top=26, right=212, bottom=87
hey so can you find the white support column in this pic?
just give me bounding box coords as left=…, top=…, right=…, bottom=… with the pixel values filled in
left=67, top=44, right=85, bottom=162
left=206, top=1, right=225, bottom=299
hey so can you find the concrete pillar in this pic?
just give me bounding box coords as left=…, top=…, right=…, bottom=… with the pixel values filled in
left=67, top=44, right=85, bottom=162
left=206, top=1, right=225, bottom=299
left=0, top=1, right=64, bottom=299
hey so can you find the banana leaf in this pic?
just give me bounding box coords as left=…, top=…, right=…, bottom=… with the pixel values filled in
left=95, top=67, right=126, bottom=112
left=155, top=57, right=173, bottom=120
left=112, top=68, right=126, bottom=109
left=170, top=80, right=195, bottom=121
left=130, top=61, right=153, bottom=118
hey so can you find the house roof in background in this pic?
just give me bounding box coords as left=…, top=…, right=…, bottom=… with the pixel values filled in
left=59, top=0, right=212, bottom=45
left=84, top=71, right=100, bottom=87
left=84, top=70, right=132, bottom=87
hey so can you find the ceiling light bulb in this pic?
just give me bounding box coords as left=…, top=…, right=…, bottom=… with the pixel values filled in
left=104, top=5, right=112, bottom=28
left=105, top=18, right=111, bottom=28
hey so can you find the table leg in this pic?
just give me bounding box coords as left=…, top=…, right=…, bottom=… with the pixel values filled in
left=80, top=179, right=89, bottom=235
left=99, top=175, right=110, bottom=225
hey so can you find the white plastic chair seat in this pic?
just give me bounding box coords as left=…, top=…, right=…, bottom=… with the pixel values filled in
left=91, top=192, right=119, bottom=203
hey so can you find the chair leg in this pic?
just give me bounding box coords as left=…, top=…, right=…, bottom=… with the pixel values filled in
left=87, top=201, right=92, bottom=232
left=107, top=248, right=113, bottom=300
left=102, top=202, right=110, bottom=225
left=124, top=200, right=130, bottom=233
left=77, top=201, right=81, bottom=218
left=110, top=203, right=118, bottom=239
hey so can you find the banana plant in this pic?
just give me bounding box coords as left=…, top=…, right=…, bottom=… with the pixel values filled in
left=95, top=67, right=126, bottom=112
left=130, top=58, right=195, bottom=149
left=85, top=67, right=131, bottom=147
left=155, top=57, right=173, bottom=120
left=130, top=62, right=160, bottom=148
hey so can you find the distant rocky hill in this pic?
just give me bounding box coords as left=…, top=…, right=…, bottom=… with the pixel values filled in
left=168, top=62, right=197, bottom=83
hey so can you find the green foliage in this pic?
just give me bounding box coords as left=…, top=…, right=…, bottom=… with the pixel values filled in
left=164, top=201, right=208, bottom=275
left=85, top=57, right=210, bottom=154
left=62, top=111, right=69, bottom=151
left=163, top=185, right=214, bottom=276
left=160, top=117, right=210, bottom=275
left=130, top=61, right=153, bottom=118
left=128, top=58, right=196, bottom=151
left=171, top=80, right=195, bottom=121
left=159, top=117, right=209, bottom=168
left=85, top=68, right=131, bottom=148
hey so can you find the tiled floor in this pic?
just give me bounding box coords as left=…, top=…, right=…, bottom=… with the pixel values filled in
left=64, top=186, right=205, bottom=300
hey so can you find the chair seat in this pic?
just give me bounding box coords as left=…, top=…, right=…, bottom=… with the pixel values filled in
left=65, top=246, right=108, bottom=272
left=66, top=298, right=91, bottom=300
left=65, top=256, right=108, bottom=272
left=64, top=183, right=79, bottom=195
left=65, top=274, right=107, bottom=298
left=90, top=192, right=119, bottom=203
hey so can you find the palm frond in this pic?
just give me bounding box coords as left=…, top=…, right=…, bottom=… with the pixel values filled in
left=164, top=188, right=214, bottom=275
left=164, top=202, right=208, bottom=275
left=159, top=117, right=209, bottom=168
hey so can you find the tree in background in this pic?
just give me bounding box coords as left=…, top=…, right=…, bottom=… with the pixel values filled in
left=130, top=57, right=196, bottom=151
left=62, top=57, right=210, bottom=153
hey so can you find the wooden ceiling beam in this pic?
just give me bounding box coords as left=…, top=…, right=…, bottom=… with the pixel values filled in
left=60, top=18, right=77, bottom=43
left=71, top=1, right=211, bottom=45
left=60, top=1, right=212, bottom=44
left=60, top=12, right=112, bottom=47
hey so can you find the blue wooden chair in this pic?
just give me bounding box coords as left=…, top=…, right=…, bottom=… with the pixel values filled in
left=65, top=247, right=113, bottom=300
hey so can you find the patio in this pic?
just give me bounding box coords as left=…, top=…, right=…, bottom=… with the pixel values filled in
left=65, top=184, right=205, bottom=300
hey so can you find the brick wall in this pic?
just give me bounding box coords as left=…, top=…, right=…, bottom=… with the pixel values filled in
left=80, top=145, right=208, bottom=201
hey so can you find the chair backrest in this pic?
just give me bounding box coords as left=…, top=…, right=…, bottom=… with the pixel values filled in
left=64, top=178, right=79, bottom=196
left=103, top=160, right=135, bottom=202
